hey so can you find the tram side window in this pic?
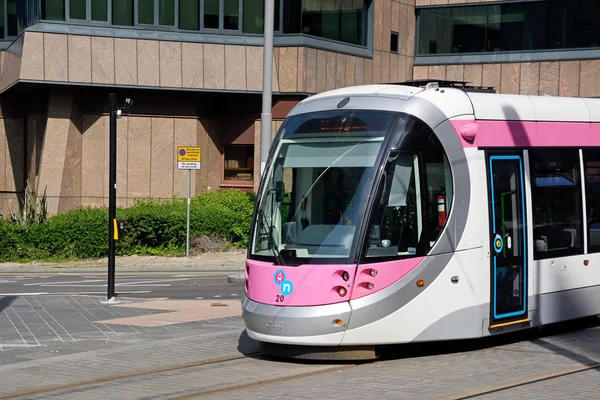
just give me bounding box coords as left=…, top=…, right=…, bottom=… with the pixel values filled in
left=423, top=152, right=453, bottom=250
left=365, top=152, right=425, bottom=259
left=529, top=149, right=584, bottom=260
left=583, top=149, right=600, bottom=253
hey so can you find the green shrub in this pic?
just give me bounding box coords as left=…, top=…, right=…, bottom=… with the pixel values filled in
left=0, top=189, right=256, bottom=262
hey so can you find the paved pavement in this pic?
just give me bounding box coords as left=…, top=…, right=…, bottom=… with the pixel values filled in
left=0, top=273, right=245, bottom=299
left=1, top=289, right=600, bottom=398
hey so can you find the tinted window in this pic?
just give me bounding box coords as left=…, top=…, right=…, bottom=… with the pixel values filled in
left=159, top=0, right=175, bottom=26
left=224, top=0, right=239, bottom=30
left=138, top=0, right=154, bottom=24
left=42, top=0, right=66, bottom=21
left=91, top=0, right=108, bottom=21
left=584, top=149, right=600, bottom=253
left=69, top=0, right=86, bottom=20
left=417, top=0, right=600, bottom=55
left=301, top=0, right=368, bottom=46
left=530, top=149, right=583, bottom=260
left=179, top=0, right=199, bottom=30
left=204, top=0, right=219, bottom=29
left=113, top=0, right=133, bottom=26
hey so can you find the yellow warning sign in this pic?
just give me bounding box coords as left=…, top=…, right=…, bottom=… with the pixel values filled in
left=177, top=146, right=201, bottom=170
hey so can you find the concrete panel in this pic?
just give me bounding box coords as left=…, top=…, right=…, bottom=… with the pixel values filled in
left=500, top=63, right=520, bottom=95
left=559, top=61, right=580, bottom=98
left=151, top=118, right=174, bottom=199
left=326, top=51, right=336, bottom=91
left=346, top=55, right=356, bottom=87
left=44, top=33, right=68, bottom=82
left=305, top=48, right=317, bottom=93
left=278, top=47, right=297, bottom=92
left=382, top=0, right=392, bottom=53
left=127, top=117, right=151, bottom=199
left=381, top=51, right=390, bottom=83
left=160, top=41, right=182, bottom=88
left=539, top=62, right=559, bottom=97
left=520, top=62, right=540, bottom=95
left=57, top=111, right=82, bottom=213
left=316, top=50, right=327, bottom=92
left=246, top=45, right=263, bottom=92
left=464, top=64, right=482, bottom=86
left=115, top=38, right=137, bottom=85
left=81, top=115, right=105, bottom=198
left=354, top=57, right=364, bottom=86
left=446, top=64, right=464, bottom=82
left=0, top=121, right=5, bottom=191
left=374, top=0, right=383, bottom=51
left=579, top=60, right=600, bottom=98
left=68, top=35, right=92, bottom=83
left=182, top=42, right=203, bottom=89
left=373, top=51, right=382, bottom=84
left=3, top=118, right=24, bottom=194
left=91, top=37, right=115, bottom=84
left=297, top=47, right=306, bottom=92
left=225, top=45, right=247, bottom=91
left=138, top=40, right=160, bottom=87
left=336, top=53, right=346, bottom=88
left=20, top=32, right=44, bottom=81
left=482, top=64, right=501, bottom=90
left=204, top=44, right=225, bottom=90
left=364, top=57, right=373, bottom=85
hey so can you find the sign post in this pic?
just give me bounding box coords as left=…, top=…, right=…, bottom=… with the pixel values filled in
left=177, top=146, right=201, bottom=257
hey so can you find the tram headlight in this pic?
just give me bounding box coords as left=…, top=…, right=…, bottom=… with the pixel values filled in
left=337, top=287, right=347, bottom=297
left=370, top=269, right=377, bottom=277
left=366, top=282, right=374, bottom=290
left=342, top=271, right=350, bottom=281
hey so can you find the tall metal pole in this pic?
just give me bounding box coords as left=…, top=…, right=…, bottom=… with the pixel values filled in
left=107, top=93, right=117, bottom=301
left=186, top=169, right=191, bottom=258
left=260, top=0, right=275, bottom=176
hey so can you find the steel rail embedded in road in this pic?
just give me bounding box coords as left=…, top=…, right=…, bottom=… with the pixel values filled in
left=0, top=353, right=257, bottom=400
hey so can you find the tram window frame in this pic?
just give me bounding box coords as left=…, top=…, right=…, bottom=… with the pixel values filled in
left=529, top=148, right=584, bottom=260
left=583, top=148, right=600, bottom=254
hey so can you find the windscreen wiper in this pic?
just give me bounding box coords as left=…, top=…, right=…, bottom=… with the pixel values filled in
left=258, top=207, right=285, bottom=266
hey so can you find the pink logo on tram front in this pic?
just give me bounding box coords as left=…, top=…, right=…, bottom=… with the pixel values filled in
left=273, top=270, right=294, bottom=295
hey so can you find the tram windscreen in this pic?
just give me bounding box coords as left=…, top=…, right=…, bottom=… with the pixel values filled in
left=251, top=110, right=397, bottom=263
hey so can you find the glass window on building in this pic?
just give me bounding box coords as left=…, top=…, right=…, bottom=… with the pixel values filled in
left=242, top=0, right=280, bottom=34
left=224, top=145, right=254, bottom=183
left=301, top=0, right=368, bottom=46
left=6, top=0, right=17, bottom=36
left=69, top=0, right=86, bottom=20
left=91, top=0, right=108, bottom=22
left=138, top=0, right=154, bottom=24
left=0, top=0, right=4, bottom=39
left=179, top=0, right=199, bottom=30
left=42, top=0, right=65, bottom=21
left=113, top=0, right=133, bottom=26
left=204, top=0, right=219, bottom=29
left=417, top=0, right=600, bottom=55
left=159, top=0, right=175, bottom=26
left=223, top=0, right=239, bottom=30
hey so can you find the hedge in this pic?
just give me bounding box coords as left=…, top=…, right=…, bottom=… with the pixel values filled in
left=0, top=190, right=256, bottom=262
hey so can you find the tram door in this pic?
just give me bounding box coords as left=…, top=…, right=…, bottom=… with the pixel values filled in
left=487, top=154, right=528, bottom=326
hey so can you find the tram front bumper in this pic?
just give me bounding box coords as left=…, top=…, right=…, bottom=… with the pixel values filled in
left=241, top=296, right=351, bottom=346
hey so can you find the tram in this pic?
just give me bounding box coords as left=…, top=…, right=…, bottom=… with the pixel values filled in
left=241, top=82, right=600, bottom=359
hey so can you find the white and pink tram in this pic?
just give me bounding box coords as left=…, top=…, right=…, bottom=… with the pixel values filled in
left=241, top=82, right=600, bottom=359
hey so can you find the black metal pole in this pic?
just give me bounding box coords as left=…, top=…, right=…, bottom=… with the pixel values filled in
left=107, top=93, right=117, bottom=300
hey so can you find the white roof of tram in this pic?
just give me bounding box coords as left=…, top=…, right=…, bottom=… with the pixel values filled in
left=299, top=84, right=600, bottom=123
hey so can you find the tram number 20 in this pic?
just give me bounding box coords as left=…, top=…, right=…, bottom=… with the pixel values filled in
left=275, top=295, right=285, bottom=303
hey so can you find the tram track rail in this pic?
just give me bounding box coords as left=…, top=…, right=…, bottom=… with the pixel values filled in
left=0, top=353, right=258, bottom=400
left=0, top=352, right=362, bottom=400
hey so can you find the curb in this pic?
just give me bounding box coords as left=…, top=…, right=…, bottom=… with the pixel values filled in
left=227, top=274, right=245, bottom=284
